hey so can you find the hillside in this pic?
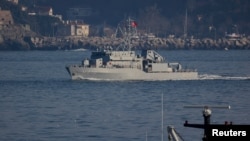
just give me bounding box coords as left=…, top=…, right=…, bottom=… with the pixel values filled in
left=0, top=0, right=250, bottom=50
left=3, top=0, right=250, bottom=37
left=28, top=0, right=250, bottom=37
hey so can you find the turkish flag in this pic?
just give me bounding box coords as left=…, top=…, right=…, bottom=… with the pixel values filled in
left=131, top=21, right=137, bottom=27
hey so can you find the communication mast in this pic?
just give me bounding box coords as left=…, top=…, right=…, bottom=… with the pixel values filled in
left=115, top=17, right=138, bottom=38
left=114, top=17, right=139, bottom=50
left=183, top=9, right=188, bottom=40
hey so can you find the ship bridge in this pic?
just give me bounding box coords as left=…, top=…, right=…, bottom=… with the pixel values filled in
left=141, top=50, right=164, bottom=63
left=91, top=50, right=139, bottom=61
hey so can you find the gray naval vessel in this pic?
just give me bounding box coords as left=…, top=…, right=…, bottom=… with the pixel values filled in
left=66, top=18, right=198, bottom=81
left=66, top=49, right=198, bottom=80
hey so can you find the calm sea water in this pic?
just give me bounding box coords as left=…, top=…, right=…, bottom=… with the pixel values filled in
left=0, top=50, right=249, bottom=141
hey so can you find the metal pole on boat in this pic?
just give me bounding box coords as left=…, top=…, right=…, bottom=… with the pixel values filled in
left=183, top=105, right=230, bottom=141
left=162, top=93, right=164, bottom=141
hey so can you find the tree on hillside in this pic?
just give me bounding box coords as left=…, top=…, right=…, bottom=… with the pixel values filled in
left=137, top=4, right=169, bottom=37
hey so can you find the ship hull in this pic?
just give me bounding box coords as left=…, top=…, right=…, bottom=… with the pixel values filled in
left=66, top=66, right=198, bottom=81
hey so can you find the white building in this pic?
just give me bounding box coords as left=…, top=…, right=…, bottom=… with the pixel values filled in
left=28, top=6, right=53, bottom=16
left=7, top=0, right=18, bottom=5
left=70, top=23, right=89, bottom=37
left=0, top=10, right=14, bottom=26
left=58, top=21, right=89, bottom=37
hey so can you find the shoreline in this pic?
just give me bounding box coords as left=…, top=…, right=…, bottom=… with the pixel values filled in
left=0, top=36, right=250, bottom=51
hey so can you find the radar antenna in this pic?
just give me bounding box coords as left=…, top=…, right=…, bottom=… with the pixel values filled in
left=183, top=105, right=230, bottom=141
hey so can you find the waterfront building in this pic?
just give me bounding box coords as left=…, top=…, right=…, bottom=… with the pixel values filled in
left=0, top=10, right=14, bottom=27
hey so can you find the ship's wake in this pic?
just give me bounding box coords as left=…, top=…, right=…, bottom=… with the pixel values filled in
left=73, top=74, right=250, bottom=81
left=198, top=74, right=250, bottom=80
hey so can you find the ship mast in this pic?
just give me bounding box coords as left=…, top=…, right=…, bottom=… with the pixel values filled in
left=183, top=9, right=188, bottom=40
left=115, top=17, right=138, bottom=51
left=126, top=17, right=133, bottom=51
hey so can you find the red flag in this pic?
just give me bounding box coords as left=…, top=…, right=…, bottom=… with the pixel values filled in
left=131, top=21, right=137, bottom=27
